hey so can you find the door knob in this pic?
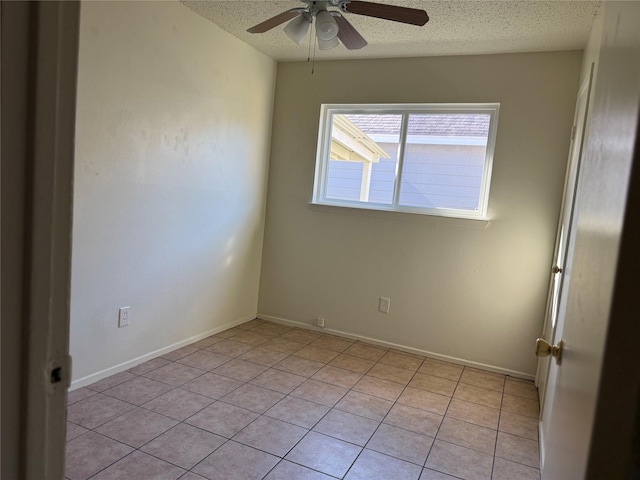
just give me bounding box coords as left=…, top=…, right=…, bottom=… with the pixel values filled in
left=536, top=338, right=564, bottom=365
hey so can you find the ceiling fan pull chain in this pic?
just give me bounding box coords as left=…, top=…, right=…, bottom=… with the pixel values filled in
left=311, top=20, right=318, bottom=75
left=307, top=17, right=313, bottom=63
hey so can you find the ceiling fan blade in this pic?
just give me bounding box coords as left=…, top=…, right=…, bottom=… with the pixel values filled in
left=247, top=9, right=303, bottom=33
left=334, top=15, right=368, bottom=50
left=344, top=1, right=429, bottom=26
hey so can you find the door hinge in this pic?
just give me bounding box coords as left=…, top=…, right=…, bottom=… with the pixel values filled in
left=571, top=125, right=577, bottom=141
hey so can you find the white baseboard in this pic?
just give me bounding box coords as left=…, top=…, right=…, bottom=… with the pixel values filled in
left=257, top=313, right=535, bottom=380
left=69, top=314, right=256, bottom=390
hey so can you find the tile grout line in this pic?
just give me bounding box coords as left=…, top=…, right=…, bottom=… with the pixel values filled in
left=337, top=352, right=410, bottom=479
left=425, top=367, right=464, bottom=477
left=488, top=372, right=505, bottom=480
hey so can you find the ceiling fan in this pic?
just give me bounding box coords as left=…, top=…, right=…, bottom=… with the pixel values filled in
left=247, top=0, right=429, bottom=51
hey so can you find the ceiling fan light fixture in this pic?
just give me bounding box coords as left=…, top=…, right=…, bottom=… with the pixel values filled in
left=317, top=35, right=339, bottom=50
left=315, top=10, right=339, bottom=41
left=284, top=14, right=310, bottom=45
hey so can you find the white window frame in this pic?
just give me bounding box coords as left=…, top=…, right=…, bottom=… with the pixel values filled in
left=312, top=103, right=500, bottom=220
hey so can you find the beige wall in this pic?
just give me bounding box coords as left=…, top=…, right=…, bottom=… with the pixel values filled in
left=259, top=51, right=582, bottom=376
left=70, top=1, right=276, bottom=384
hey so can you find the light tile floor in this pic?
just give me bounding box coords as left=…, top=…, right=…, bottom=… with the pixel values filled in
left=66, top=319, right=541, bottom=480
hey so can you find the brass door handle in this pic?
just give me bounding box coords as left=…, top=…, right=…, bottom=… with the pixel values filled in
left=536, top=338, right=564, bottom=365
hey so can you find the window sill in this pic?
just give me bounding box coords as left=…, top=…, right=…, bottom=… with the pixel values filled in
left=308, top=201, right=491, bottom=229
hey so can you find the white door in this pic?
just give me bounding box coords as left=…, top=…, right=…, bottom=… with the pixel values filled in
left=535, top=65, right=594, bottom=411
left=538, top=0, right=640, bottom=475
left=536, top=64, right=593, bottom=475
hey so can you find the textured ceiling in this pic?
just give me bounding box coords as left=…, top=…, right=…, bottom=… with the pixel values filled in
left=181, top=0, right=600, bottom=62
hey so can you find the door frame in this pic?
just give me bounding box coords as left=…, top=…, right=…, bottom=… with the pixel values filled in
left=1, top=2, right=80, bottom=478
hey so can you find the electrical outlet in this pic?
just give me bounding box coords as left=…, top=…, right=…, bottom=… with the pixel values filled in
left=378, top=297, right=391, bottom=314
left=316, top=317, right=325, bottom=328
left=118, top=306, right=130, bottom=328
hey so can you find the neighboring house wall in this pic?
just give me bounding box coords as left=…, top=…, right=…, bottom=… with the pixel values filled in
left=327, top=143, right=487, bottom=209
left=70, top=1, right=276, bottom=384
left=259, top=51, right=582, bottom=376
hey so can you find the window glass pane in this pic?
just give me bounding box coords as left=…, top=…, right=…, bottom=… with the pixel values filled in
left=314, top=105, right=498, bottom=219
left=325, top=114, right=401, bottom=205
left=398, top=114, right=490, bottom=211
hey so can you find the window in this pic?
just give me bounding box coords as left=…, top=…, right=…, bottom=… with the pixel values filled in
left=312, top=103, right=499, bottom=219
